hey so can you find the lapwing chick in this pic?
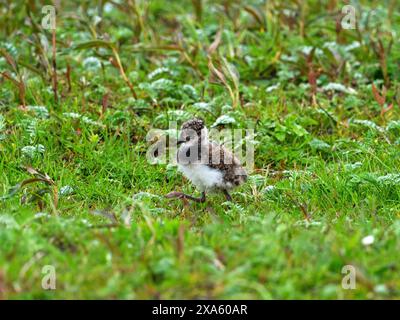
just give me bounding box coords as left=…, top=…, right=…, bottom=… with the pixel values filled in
left=166, top=118, right=247, bottom=203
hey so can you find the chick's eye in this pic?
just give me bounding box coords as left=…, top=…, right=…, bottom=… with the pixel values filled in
left=186, top=136, right=190, bottom=141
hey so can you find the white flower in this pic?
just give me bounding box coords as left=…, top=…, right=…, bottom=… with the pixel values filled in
left=361, top=235, right=374, bottom=246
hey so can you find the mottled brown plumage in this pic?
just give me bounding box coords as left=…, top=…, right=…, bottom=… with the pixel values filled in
left=206, top=142, right=248, bottom=188
left=166, top=118, right=247, bottom=202
left=181, top=118, right=205, bottom=137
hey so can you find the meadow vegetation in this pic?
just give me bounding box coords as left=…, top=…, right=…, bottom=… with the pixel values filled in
left=0, top=0, right=399, bottom=299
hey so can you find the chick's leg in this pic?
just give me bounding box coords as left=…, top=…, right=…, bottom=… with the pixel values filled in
left=166, top=191, right=206, bottom=203
left=223, top=189, right=232, bottom=202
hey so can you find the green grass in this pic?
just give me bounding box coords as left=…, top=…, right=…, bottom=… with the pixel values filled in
left=1, top=0, right=400, bottom=299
